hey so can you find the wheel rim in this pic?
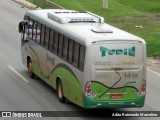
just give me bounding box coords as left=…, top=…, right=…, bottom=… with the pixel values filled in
left=28, top=63, right=32, bottom=75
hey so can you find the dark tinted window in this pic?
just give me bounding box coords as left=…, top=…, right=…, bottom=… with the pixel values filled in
left=53, top=32, right=59, bottom=54
left=73, top=43, right=80, bottom=67
left=49, top=29, right=55, bottom=51
left=62, top=37, right=69, bottom=60
left=58, top=34, right=63, bottom=57
left=44, top=27, right=49, bottom=48
left=68, top=40, right=74, bottom=63
left=40, top=25, right=45, bottom=46
left=79, top=45, right=85, bottom=71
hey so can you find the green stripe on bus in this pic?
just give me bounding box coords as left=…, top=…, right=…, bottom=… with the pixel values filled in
left=32, top=60, right=83, bottom=107
left=91, top=81, right=138, bottom=101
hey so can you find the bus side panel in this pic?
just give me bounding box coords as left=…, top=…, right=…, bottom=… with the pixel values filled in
left=27, top=42, right=84, bottom=107
left=50, top=67, right=84, bottom=107
left=28, top=44, right=53, bottom=86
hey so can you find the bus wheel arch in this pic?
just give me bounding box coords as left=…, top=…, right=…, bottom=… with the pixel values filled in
left=57, top=78, right=65, bottom=103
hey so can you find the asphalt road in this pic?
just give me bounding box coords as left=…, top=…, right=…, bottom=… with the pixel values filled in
left=0, top=0, right=160, bottom=119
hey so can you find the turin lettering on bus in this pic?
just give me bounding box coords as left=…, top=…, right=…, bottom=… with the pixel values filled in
left=100, top=46, right=135, bottom=57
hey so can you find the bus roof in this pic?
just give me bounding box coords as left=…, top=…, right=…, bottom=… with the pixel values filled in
left=26, top=9, right=145, bottom=45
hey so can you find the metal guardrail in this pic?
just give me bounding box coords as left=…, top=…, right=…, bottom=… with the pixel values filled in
left=33, top=0, right=64, bottom=9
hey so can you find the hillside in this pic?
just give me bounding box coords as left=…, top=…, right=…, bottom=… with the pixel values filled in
left=27, top=0, right=160, bottom=57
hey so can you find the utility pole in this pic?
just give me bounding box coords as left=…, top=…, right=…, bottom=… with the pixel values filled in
left=103, top=0, right=108, bottom=9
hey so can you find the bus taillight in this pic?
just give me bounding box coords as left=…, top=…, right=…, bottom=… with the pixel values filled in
left=84, top=81, right=92, bottom=97
left=141, top=84, right=145, bottom=91
left=141, top=79, right=146, bottom=95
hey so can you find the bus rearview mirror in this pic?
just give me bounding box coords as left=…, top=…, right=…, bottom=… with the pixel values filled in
left=18, top=21, right=25, bottom=33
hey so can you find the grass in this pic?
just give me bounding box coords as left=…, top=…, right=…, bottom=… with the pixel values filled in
left=27, top=0, right=160, bottom=57
left=116, top=0, right=160, bottom=13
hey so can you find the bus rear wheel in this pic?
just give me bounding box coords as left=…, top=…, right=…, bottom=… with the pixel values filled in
left=57, top=80, right=65, bottom=103
left=28, top=59, right=35, bottom=78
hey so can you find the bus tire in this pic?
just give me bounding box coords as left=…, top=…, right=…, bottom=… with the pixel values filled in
left=28, top=59, right=35, bottom=78
left=57, top=80, right=65, bottom=103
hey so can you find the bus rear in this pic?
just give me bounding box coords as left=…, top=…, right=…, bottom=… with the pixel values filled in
left=83, top=40, right=146, bottom=108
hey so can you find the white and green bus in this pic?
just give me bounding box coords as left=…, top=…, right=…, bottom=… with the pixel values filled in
left=19, top=9, right=146, bottom=109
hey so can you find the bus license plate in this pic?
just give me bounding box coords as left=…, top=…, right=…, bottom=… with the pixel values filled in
left=111, top=94, right=122, bottom=99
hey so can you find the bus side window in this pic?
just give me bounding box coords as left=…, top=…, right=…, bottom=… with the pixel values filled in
left=27, top=17, right=30, bottom=37
left=28, top=19, right=34, bottom=39
left=33, top=20, right=38, bottom=41
left=40, top=24, right=45, bottom=46
left=79, top=45, right=85, bottom=71
left=44, top=27, right=50, bottom=49
left=36, top=22, right=41, bottom=44
left=21, top=16, right=28, bottom=41
left=32, top=20, right=35, bottom=39
left=58, top=34, right=64, bottom=57
left=62, top=36, right=69, bottom=60
left=23, top=16, right=29, bottom=40
left=68, top=40, right=74, bottom=63
left=73, top=42, right=80, bottom=67
left=53, top=31, right=59, bottom=54
left=49, top=29, right=55, bottom=51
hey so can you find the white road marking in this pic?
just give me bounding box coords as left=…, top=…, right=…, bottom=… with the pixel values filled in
left=147, top=68, right=160, bottom=77
left=8, top=65, right=30, bottom=83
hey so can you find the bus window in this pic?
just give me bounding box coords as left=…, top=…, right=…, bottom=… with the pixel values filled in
left=27, top=19, right=34, bottom=39
left=79, top=45, right=85, bottom=71
left=34, top=21, right=38, bottom=41
left=53, top=31, right=59, bottom=54
left=49, top=29, right=55, bottom=51
left=24, top=15, right=29, bottom=22
left=62, top=36, right=69, bottom=60
left=44, top=27, right=50, bottom=48
left=27, top=17, right=30, bottom=37
left=24, top=16, right=29, bottom=39
left=28, top=19, right=40, bottom=41
left=40, top=25, right=45, bottom=46
left=32, top=20, right=39, bottom=41
left=68, top=40, right=74, bottom=63
left=36, top=22, right=41, bottom=43
left=73, top=42, right=80, bottom=67
left=58, top=34, right=63, bottom=57
left=31, top=20, right=35, bottom=39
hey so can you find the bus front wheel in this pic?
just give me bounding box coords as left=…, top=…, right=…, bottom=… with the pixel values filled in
left=57, top=80, right=65, bottom=103
left=28, top=59, right=35, bottom=78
